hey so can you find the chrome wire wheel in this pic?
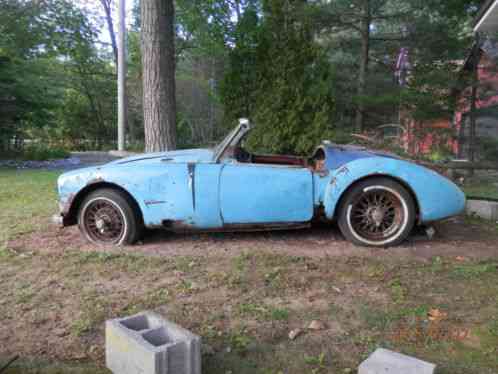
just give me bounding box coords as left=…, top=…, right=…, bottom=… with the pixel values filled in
left=82, top=198, right=126, bottom=244
left=346, top=185, right=410, bottom=246
left=338, top=178, right=416, bottom=247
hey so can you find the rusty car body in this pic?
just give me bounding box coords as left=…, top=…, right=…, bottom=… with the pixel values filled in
left=53, top=119, right=466, bottom=247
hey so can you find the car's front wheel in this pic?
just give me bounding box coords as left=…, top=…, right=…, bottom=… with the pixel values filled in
left=338, top=178, right=416, bottom=247
left=78, top=189, right=142, bottom=246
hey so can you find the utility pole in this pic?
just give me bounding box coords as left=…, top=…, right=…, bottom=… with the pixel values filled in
left=117, top=0, right=127, bottom=151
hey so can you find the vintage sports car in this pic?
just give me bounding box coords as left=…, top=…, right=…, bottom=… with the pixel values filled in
left=53, top=119, right=466, bottom=247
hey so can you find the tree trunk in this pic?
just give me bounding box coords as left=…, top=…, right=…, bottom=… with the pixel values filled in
left=355, top=0, right=371, bottom=133
left=141, top=0, right=177, bottom=152
left=100, top=0, right=119, bottom=66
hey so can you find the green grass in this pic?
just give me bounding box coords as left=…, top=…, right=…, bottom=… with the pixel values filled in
left=0, top=169, right=60, bottom=244
left=463, top=180, right=498, bottom=200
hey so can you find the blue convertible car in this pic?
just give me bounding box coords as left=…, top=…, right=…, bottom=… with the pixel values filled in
left=54, top=119, right=465, bottom=247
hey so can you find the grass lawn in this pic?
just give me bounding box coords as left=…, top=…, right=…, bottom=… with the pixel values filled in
left=1, top=168, right=498, bottom=373
left=462, top=177, right=498, bottom=200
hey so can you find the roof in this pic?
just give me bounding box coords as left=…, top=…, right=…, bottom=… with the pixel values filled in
left=474, top=0, right=498, bottom=32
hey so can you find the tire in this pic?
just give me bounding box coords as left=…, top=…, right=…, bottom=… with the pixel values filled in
left=78, top=188, right=143, bottom=246
left=337, top=177, right=416, bottom=247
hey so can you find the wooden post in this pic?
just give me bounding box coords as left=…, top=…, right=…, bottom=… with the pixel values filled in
left=117, top=0, right=127, bottom=151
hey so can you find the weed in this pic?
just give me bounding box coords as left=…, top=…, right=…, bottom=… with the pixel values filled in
left=270, top=307, right=289, bottom=321
left=489, top=318, right=498, bottom=337
left=0, top=245, right=12, bottom=259
left=229, top=327, right=252, bottom=354
left=15, top=286, right=35, bottom=304
left=389, top=279, right=406, bottom=304
left=430, top=256, right=444, bottom=273
left=264, top=267, right=283, bottom=287
left=367, top=264, right=387, bottom=279
left=233, top=252, right=253, bottom=272
left=70, top=292, right=109, bottom=336
left=238, top=302, right=268, bottom=319
left=451, top=262, right=498, bottom=279
left=304, top=352, right=327, bottom=373
left=122, top=288, right=171, bottom=315
left=72, top=251, right=120, bottom=265
left=238, top=302, right=289, bottom=322
left=71, top=316, right=93, bottom=336
left=174, top=256, right=198, bottom=273
left=360, top=306, right=394, bottom=331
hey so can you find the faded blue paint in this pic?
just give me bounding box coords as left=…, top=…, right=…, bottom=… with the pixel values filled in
left=191, top=164, right=224, bottom=228
left=56, top=143, right=466, bottom=231
left=108, top=148, right=215, bottom=166
left=219, top=164, right=313, bottom=223
left=322, top=157, right=466, bottom=223
left=319, top=144, right=399, bottom=170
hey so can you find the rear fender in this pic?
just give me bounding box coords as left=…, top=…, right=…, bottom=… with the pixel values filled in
left=323, top=157, right=465, bottom=223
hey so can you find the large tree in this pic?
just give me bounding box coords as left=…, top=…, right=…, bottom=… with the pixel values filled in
left=141, top=0, right=177, bottom=152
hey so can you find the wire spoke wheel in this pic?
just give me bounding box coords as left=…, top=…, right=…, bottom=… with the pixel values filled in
left=349, top=188, right=404, bottom=242
left=83, top=198, right=125, bottom=244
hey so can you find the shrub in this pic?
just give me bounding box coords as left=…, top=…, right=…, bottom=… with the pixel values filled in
left=22, top=145, right=70, bottom=161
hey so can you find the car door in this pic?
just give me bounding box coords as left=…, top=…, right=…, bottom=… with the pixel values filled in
left=219, top=164, right=314, bottom=225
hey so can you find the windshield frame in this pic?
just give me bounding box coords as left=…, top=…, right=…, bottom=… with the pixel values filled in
left=213, top=119, right=252, bottom=163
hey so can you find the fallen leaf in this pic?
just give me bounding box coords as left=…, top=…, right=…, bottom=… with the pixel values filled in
left=289, top=328, right=304, bottom=340
left=308, top=320, right=326, bottom=331
left=455, top=256, right=466, bottom=262
left=428, top=308, right=448, bottom=322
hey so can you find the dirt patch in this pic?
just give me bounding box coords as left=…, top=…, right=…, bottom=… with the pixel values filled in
left=3, top=216, right=498, bottom=373
left=8, top=216, right=498, bottom=261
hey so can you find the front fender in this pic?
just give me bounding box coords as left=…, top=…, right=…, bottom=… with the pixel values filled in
left=58, top=164, right=187, bottom=227
left=323, top=157, right=466, bottom=223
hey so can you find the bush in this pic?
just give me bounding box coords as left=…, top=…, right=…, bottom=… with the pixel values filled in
left=21, top=145, right=70, bottom=161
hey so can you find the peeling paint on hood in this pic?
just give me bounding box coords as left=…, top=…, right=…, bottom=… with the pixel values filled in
left=108, top=148, right=215, bottom=166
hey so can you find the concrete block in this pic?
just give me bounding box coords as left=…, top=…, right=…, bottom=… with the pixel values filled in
left=106, top=312, right=201, bottom=374
left=466, top=199, right=498, bottom=221
left=358, top=348, right=436, bottom=374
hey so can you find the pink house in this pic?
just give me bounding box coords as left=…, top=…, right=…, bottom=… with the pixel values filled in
left=399, top=40, right=498, bottom=158
left=453, top=40, right=498, bottom=158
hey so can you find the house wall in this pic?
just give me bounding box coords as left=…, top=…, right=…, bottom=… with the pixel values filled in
left=403, top=53, right=498, bottom=158
left=454, top=53, right=498, bottom=158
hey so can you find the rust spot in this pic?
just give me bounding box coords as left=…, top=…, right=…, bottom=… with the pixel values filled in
left=337, top=165, right=350, bottom=175
left=87, top=177, right=104, bottom=185
left=162, top=219, right=195, bottom=230
left=62, top=193, right=76, bottom=215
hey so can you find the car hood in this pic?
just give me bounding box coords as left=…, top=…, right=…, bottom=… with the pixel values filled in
left=108, top=148, right=215, bottom=166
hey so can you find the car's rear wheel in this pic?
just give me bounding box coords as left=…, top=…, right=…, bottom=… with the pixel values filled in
left=78, top=189, right=142, bottom=246
left=338, top=178, right=416, bottom=247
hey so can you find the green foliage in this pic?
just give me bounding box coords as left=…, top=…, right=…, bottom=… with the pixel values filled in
left=0, top=0, right=490, bottom=156
left=222, top=0, right=335, bottom=155
left=451, top=262, right=498, bottom=279
left=0, top=0, right=117, bottom=152
left=21, top=145, right=69, bottom=161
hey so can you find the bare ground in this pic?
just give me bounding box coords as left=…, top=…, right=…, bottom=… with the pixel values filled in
left=2, top=216, right=498, bottom=373
left=8, top=216, right=498, bottom=261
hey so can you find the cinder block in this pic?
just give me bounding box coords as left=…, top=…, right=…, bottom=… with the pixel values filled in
left=466, top=199, right=498, bottom=221
left=358, top=348, right=436, bottom=374
left=106, top=312, right=201, bottom=374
